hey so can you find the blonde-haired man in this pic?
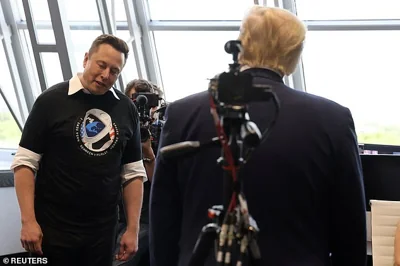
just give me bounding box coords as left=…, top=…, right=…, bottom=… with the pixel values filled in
left=149, top=6, right=367, bottom=266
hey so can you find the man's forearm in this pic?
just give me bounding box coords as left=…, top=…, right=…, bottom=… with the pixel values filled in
left=144, top=161, right=155, bottom=183
left=14, top=166, right=36, bottom=223
left=123, top=178, right=144, bottom=233
left=143, top=148, right=155, bottom=182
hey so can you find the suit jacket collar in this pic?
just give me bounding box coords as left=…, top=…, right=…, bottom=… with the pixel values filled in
left=241, top=67, right=284, bottom=84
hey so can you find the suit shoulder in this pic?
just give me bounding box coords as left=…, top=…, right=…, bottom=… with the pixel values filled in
left=292, top=89, right=350, bottom=116
left=168, top=91, right=209, bottom=111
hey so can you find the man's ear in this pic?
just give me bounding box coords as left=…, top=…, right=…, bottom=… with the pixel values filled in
left=83, top=52, right=89, bottom=68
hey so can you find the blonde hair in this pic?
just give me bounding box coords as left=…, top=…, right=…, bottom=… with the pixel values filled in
left=238, top=6, right=307, bottom=76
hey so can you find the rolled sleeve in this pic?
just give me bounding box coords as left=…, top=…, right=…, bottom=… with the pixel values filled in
left=10, top=146, right=42, bottom=172
left=121, top=160, right=147, bottom=184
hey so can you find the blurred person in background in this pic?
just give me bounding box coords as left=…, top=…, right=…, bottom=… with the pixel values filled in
left=113, top=79, right=160, bottom=266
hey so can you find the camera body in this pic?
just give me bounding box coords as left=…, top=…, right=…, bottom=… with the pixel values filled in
left=132, top=92, right=166, bottom=152
left=209, top=40, right=275, bottom=107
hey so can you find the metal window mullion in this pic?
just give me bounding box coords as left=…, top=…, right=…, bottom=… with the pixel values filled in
left=0, top=1, right=29, bottom=124
left=15, top=20, right=400, bottom=31
left=110, top=0, right=117, bottom=33
left=0, top=86, right=23, bottom=131
left=123, top=0, right=148, bottom=79
left=133, top=0, right=164, bottom=97
left=47, top=0, right=77, bottom=81
left=21, top=0, right=48, bottom=92
left=280, top=0, right=306, bottom=91
left=1, top=0, right=36, bottom=116
left=35, top=45, right=58, bottom=53
left=305, top=20, right=400, bottom=31
left=96, top=0, right=115, bottom=35
left=148, top=20, right=241, bottom=31
left=96, top=0, right=124, bottom=92
left=274, top=0, right=284, bottom=7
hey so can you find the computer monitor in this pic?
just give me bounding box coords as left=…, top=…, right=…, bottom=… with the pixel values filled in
left=361, top=154, right=400, bottom=211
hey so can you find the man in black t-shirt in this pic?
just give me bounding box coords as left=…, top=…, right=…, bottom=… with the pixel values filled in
left=10, top=34, right=147, bottom=266
left=113, top=79, right=159, bottom=266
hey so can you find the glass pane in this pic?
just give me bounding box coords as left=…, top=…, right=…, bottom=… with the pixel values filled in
left=17, top=0, right=102, bottom=22
left=295, top=0, right=400, bottom=20
left=121, top=41, right=138, bottom=86
left=0, top=96, right=21, bottom=150
left=29, top=0, right=55, bottom=43
left=65, top=0, right=100, bottom=21
left=19, top=29, right=42, bottom=98
left=154, top=31, right=240, bottom=101
left=29, top=0, right=51, bottom=20
left=36, top=29, right=56, bottom=44
left=106, top=0, right=127, bottom=21
left=148, top=0, right=255, bottom=20
left=302, top=30, right=400, bottom=145
left=0, top=43, right=22, bottom=124
left=70, top=30, right=104, bottom=71
left=40, top=53, right=64, bottom=87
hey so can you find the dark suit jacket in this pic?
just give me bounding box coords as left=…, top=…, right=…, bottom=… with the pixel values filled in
left=149, top=68, right=367, bottom=266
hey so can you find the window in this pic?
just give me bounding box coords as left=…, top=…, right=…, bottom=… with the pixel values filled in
left=106, top=0, right=128, bottom=22
left=15, top=0, right=56, bottom=43
left=0, top=45, right=22, bottom=149
left=40, top=53, right=64, bottom=87
left=121, top=41, right=139, bottom=86
left=64, top=0, right=101, bottom=21
left=148, top=0, right=256, bottom=20
left=154, top=31, right=240, bottom=101
left=0, top=44, right=22, bottom=124
left=71, top=30, right=104, bottom=71
left=295, top=0, right=400, bottom=20
left=17, top=0, right=101, bottom=21
left=302, top=30, right=400, bottom=145
left=0, top=96, right=21, bottom=150
left=19, top=29, right=43, bottom=98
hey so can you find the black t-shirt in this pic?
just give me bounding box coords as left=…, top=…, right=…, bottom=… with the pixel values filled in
left=19, top=81, right=143, bottom=233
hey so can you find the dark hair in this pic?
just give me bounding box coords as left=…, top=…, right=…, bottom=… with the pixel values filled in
left=125, top=79, right=163, bottom=98
left=89, top=34, right=129, bottom=63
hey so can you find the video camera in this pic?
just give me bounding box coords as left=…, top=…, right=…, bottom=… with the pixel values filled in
left=132, top=92, right=166, bottom=152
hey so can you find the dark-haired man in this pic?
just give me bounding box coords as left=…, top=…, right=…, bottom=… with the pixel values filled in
left=11, top=34, right=146, bottom=266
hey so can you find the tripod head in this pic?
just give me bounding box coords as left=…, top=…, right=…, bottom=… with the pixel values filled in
left=159, top=40, right=280, bottom=266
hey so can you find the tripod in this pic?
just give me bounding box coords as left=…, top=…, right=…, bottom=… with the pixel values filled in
left=187, top=103, right=262, bottom=266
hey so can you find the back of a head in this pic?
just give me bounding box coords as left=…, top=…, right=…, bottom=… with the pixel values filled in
left=238, top=6, right=306, bottom=76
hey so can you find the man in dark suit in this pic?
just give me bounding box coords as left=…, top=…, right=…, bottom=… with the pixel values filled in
left=149, top=6, right=367, bottom=266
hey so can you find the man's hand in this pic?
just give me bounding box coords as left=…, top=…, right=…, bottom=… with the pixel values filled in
left=20, top=220, right=43, bottom=255
left=115, top=230, right=138, bottom=261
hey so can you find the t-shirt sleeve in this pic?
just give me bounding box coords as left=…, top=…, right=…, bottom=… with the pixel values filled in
left=10, top=94, right=49, bottom=172
left=120, top=101, right=147, bottom=184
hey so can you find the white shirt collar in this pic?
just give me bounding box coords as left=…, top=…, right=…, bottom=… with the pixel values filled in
left=68, top=73, right=120, bottom=100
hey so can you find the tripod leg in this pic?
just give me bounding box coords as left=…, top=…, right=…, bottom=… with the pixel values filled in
left=188, top=223, right=219, bottom=266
